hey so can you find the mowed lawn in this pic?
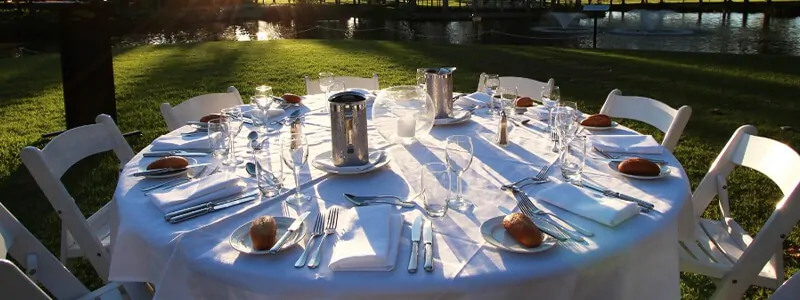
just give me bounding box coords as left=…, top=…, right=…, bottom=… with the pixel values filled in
left=0, top=40, right=798, bottom=298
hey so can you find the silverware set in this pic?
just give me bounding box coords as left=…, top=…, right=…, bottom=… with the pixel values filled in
left=408, top=215, right=434, bottom=273
left=574, top=181, right=655, bottom=212
left=593, top=146, right=667, bottom=164
left=342, top=193, right=417, bottom=208
left=164, top=190, right=260, bottom=223
left=304, top=208, right=340, bottom=269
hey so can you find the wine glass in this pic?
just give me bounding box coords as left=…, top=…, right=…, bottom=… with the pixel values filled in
left=445, top=135, right=474, bottom=211
left=542, top=85, right=561, bottom=133
left=220, top=107, right=243, bottom=166
left=416, top=68, right=427, bottom=89
left=281, top=133, right=310, bottom=205
left=328, top=80, right=346, bottom=97
left=254, top=139, right=285, bottom=197
left=484, top=74, right=500, bottom=115
left=554, top=102, right=579, bottom=151
left=319, top=72, right=334, bottom=97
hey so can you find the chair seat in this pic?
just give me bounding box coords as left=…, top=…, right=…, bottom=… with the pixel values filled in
left=679, top=218, right=779, bottom=288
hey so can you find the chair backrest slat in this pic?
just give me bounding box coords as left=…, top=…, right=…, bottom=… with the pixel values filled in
left=160, top=86, right=243, bottom=131
left=304, top=74, right=379, bottom=95
left=731, top=134, right=800, bottom=196
left=599, top=89, right=692, bottom=152
left=498, top=76, right=555, bottom=102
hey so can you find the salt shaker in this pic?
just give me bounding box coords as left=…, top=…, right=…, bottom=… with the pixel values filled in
left=496, top=111, right=509, bottom=147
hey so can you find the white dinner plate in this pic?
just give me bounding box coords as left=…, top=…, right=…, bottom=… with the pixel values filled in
left=581, top=120, right=619, bottom=131
left=434, top=111, right=472, bottom=126
left=139, top=158, right=198, bottom=179
left=608, top=161, right=671, bottom=180
left=480, top=216, right=557, bottom=254
left=230, top=216, right=307, bottom=255
left=311, top=149, right=390, bottom=175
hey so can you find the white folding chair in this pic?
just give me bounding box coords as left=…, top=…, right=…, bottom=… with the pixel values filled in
left=678, top=125, right=800, bottom=299
left=599, top=89, right=692, bottom=152
left=771, top=272, right=800, bottom=299
left=475, top=73, right=555, bottom=102
left=159, top=86, right=242, bottom=131
left=304, top=74, right=380, bottom=95
left=20, top=114, right=134, bottom=281
left=0, top=200, right=135, bottom=300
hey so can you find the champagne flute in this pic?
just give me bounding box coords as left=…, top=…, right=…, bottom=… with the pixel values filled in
left=445, top=135, right=474, bottom=211
left=484, top=74, right=500, bottom=115
left=221, top=107, right=244, bottom=166
left=281, top=133, right=311, bottom=205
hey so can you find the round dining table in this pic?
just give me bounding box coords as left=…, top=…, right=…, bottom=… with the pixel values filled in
left=109, top=93, right=691, bottom=299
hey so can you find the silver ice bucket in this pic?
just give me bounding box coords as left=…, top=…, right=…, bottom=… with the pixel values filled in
left=425, top=68, right=455, bottom=119
left=329, top=91, right=369, bottom=167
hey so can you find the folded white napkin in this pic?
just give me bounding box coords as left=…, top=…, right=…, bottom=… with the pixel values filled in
left=148, top=172, right=245, bottom=213
left=535, top=183, right=639, bottom=227
left=150, top=133, right=210, bottom=151
left=329, top=206, right=403, bottom=271
left=591, top=135, right=663, bottom=155
left=454, top=92, right=491, bottom=108
left=523, top=106, right=551, bottom=121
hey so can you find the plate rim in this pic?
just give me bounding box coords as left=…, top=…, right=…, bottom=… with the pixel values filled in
left=311, top=149, right=390, bottom=175
left=607, top=161, right=671, bottom=180
left=229, top=216, right=307, bottom=255
left=140, top=157, right=197, bottom=179
left=580, top=120, right=619, bottom=131
left=480, top=216, right=557, bottom=254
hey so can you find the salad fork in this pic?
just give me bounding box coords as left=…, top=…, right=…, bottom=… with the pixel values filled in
left=501, top=157, right=558, bottom=190
left=295, top=213, right=324, bottom=268
left=307, top=208, right=339, bottom=269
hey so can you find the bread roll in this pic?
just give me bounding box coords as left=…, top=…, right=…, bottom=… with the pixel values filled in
left=146, top=156, right=189, bottom=170
left=282, top=93, right=302, bottom=104
left=503, top=212, right=543, bottom=248
left=515, top=97, right=534, bottom=108
left=249, top=216, right=278, bottom=250
left=618, top=158, right=661, bottom=176
left=199, top=114, right=221, bottom=123
left=581, top=114, right=612, bottom=127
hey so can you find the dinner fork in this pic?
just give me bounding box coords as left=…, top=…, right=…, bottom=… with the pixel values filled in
left=550, top=130, right=560, bottom=153
left=307, top=208, right=339, bottom=269
left=516, top=191, right=584, bottom=242
left=501, top=157, right=558, bottom=190
left=295, top=213, right=324, bottom=268
left=519, top=192, right=594, bottom=237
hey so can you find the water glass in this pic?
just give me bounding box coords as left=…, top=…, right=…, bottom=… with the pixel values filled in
left=421, top=162, right=451, bottom=218
left=207, top=119, right=228, bottom=158
left=221, top=107, right=244, bottom=166
left=445, top=135, right=474, bottom=211
left=254, top=85, right=273, bottom=99
left=329, top=80, right=346, bottom=96
left=554, top=105, right=579, bottom=152
left=416, top=68, right=427, bottom=89
left=254, top=140, right=285, bottom=197
left=248, top=97, right=267, bottom=130
left=484, top=74, right=500, bottom=115
left=319, top=72, right=334, bottom=95
left=497, top=86, right=518, bottom=115
left=560, top=135, right=587, bottom=183
left=543, top=85, right=560, bottom=132
left=281, top=133, right=310, bottom=205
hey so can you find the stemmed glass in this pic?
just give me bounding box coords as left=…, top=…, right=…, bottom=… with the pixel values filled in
left=542, top=85, right=561, bottom=133
left=319, top=72, right=334, bottom=98
left=328, top=81, right=346, bottom=97
left=554, top=101, right=580, bottom=151
left=416, top=68, right=427, bottom=90
left=221, top=107, right=244, bottom=166
left=484, top=74, right=500, bottom=115
left=445, top=135, right=474, bottom=211
left=281, top=133, right=311, bottom=205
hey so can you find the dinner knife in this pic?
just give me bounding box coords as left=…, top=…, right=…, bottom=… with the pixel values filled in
left=577, top=181, right=655, bottom=210
left=143, top=151, right=209, bottom=157
left=422, top=220, right=434, bottom=272
left=133, top=163, right=212, bottom=177
left=167, top=194, right=258, bottom=224
left=164, top=190, right=260, bottom=220
left=269, top=211, right=311, bottom=254
left=592, top=158, right=668, bottom=165
left=408, top=215, right=423, bottom=273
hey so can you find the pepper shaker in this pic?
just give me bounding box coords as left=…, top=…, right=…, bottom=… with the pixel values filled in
left=496, top=111, right=509, bottom=147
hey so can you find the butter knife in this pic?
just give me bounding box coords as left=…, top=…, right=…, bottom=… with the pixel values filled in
left=577, top=181, right=655, bottom=210
left=133, top=163, right=212, bottom=177
left=423, top=220, right=434, bottom=272
left=165, top=190, right=259, bottom=221
left=269, top=211, right=311, bottom=254
left=408, top=215, right=422, bottom=273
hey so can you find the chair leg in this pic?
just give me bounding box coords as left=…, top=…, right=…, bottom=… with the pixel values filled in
left=121, top=282, right=153, bottom=300
left=60, top=225, right=68, bottom=265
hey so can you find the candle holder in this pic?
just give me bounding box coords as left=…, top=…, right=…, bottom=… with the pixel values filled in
left=372, top=86, right=435, bottom=145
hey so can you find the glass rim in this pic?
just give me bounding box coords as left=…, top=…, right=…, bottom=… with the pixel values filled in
left=319, top=71, right=334, bottom=77
left=446, top=135, right=473, bottom=142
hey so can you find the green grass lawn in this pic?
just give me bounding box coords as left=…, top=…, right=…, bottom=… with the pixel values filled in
left=0, top=40, right=798, bottom=298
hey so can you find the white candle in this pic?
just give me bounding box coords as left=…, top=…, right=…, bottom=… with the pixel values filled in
left=397, top=115, right=416, bottom=138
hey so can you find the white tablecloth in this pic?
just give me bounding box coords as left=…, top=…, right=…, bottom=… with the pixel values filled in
left=109, top=94, right=691, bottom=299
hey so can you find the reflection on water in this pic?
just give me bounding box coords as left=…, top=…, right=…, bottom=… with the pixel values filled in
left=113, top=12, right=800, bottom=55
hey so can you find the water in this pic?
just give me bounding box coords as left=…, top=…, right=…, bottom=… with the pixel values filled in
left=6, top=11, right=800, bottom=56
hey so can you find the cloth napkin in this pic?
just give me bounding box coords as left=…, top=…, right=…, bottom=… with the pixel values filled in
left=523, top=106, right=551, bottom=121
left=150, top=133, right=210, bottom=151
left=148, top=172, right=245, bottom=213
left=454, top=92, right=491, bottom=108
left=534, top=183, right=639, bottom=227
left=329, top=206, right=403, bottom=271
left=590, top=135, right=663, bottom=155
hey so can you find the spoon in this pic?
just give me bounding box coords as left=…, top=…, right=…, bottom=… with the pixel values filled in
left=270, top=110, right=302, bottom=125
